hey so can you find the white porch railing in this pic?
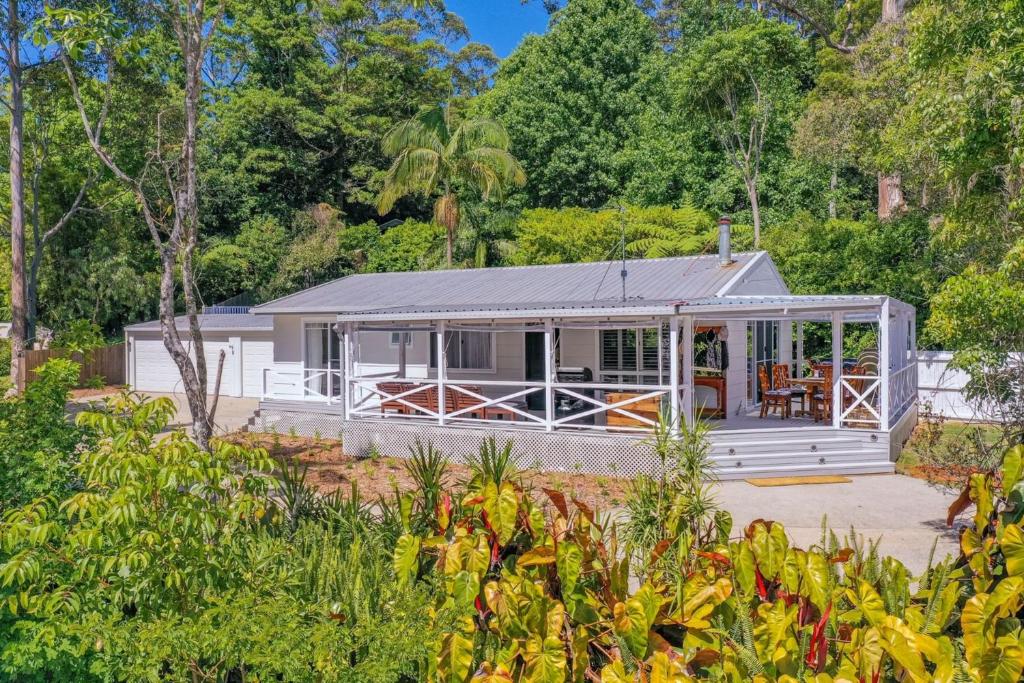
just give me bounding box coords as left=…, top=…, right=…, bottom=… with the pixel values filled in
left=261, top=368, right=343, bottom=403
left=340, top=376, right=682, bottom=433
left=838, top=374, right=882, bottom=428
left=888, top=363, right=918, bottom=423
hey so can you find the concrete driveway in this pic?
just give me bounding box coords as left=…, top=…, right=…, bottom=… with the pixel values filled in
left=715, top=474, right=963, bottom=575
left=70, top=391, right=258, bottom=436
left=141, top=392, right=258, bottom=435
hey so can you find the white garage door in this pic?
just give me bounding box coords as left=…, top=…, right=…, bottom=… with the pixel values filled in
left=132, top=337, right=240, bottom=396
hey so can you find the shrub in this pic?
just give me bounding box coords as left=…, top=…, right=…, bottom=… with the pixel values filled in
left=0, top=358, right=89, bottom=512
left=0, top=392, right=438, bottom=682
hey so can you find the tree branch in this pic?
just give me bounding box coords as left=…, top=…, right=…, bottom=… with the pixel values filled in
left=764, top=0, right=856, bottom=54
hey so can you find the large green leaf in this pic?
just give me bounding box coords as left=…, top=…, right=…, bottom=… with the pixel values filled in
left=556, top=541, right=583, bottom=596
left=1001, top=446, right=1023, bottom=494
left=453, top=570, right=481, bottom=609
left=483, top=482, right=519, bottom=546
left=393, top=533, right=420, bottom=586
left=978, top=642, right=1024, bottom=683
left=1000, top=524, right=1024, bottom=577
left=437, top=620, right=475, bottom=683
left=845, top=580, right=886, bottom=627
left=522, top=634, right=567, bottom=683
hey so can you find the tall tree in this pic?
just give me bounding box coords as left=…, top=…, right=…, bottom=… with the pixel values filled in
left=677, top=20, right=810, bottom=246
left=482, top=0, right=660, bottom=208
left=377, top=104, right=524, bottom=267
left=4, top=0, right=25, bottom=391
left=46, top=1, right=228, bottom=449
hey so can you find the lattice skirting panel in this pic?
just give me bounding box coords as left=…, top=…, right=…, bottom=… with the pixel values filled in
left=258, top=409, right=660, bottom=477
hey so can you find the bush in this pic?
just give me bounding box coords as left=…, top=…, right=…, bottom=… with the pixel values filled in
left=0, top=391, right=437, bottom=682
left=0, top=358, right=88, bottom=512
left=52, top=319, right=105, bottom=353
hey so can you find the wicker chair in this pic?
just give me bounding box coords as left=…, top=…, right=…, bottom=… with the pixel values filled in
left=757, top=365, right=791, bottom=419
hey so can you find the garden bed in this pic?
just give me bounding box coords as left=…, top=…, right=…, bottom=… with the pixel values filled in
left=897, top=417, right=1003, bottom=487
left=226, top=433, right=633, bottom=510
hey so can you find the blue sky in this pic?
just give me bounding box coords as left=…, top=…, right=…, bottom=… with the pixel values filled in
left=446, top=0, right=551, bottom=57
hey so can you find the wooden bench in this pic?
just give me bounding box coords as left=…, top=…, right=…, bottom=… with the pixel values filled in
left=377, top=382, right=438, bottom=416
left=604, top=391, right=662, bottom=428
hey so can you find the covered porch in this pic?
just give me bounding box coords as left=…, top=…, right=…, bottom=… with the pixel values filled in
left=263, top=295, right=917, bottom=436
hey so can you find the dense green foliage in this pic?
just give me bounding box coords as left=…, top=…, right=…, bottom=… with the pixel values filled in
left=0, top=391, right=438, bottom=681
left=3, top=391, right=1022, bottom=681
left=0, top=359, right=88, bottom=511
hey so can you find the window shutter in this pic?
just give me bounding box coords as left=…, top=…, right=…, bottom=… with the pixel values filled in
left=601, top=330, right=620, bottom=371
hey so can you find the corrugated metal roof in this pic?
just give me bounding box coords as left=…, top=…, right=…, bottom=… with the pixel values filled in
left=253, top=252, right=760, bottom=315
left=336, top=294, right=894, bottom=322
left=125, top=314, right=273, bottom=332
left=336, top=299, right=681, bottom=321
left=679, top=295, right=886, bottom=308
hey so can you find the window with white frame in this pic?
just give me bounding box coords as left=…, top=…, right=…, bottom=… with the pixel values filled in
left=430, top=330, right=493, bottom=371
left=599, top=327, right=667, bottom=385
left=389, top=331, right=413, bottom=347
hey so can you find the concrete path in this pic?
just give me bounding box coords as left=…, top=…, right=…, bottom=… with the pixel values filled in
left=714, top=474, right=964, bottom=575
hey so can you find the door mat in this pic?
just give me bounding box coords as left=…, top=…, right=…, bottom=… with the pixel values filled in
left=745, top=475, right=852, bottom=487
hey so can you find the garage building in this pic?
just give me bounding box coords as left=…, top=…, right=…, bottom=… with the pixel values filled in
left=124, top=313, right=273, bottom=398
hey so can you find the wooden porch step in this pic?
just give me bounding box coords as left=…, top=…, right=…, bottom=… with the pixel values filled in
left=710, top=447, right=887, bottom=469
left=708, top=435, right=866, bottom=455
left=713, top=459, right=895, bottom=481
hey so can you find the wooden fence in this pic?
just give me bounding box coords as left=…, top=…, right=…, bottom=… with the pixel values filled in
left=20, top=343, right=125, bottom=388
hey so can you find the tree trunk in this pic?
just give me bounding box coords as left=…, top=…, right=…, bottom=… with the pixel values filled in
left=7, top=0, right=25, bottom=392
left=828, top=166, right=838, bottom=219
left=745, top=176, right=762, bottom=247
left=881, top=0, right=905, bottom=22
left=877, top=172, right=906, bottom=221
left=26, top=245, right=40, bottom=343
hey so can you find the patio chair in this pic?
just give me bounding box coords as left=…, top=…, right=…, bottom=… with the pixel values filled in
left=403, top=384, right=438, bottom=416
left=757, top=365, right=791, bottom=419
left=773, top=363, right=806, bottom=417
left=444, top=385, right=485, bottom=419
left=378, top=381, right=415, bottom=415
left=857, top=349, right=879, bottom=376
left=810, top=366, right=833, bottom=422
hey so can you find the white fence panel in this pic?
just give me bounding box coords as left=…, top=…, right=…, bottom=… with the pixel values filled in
left=917, top=351, right=994, bottom=421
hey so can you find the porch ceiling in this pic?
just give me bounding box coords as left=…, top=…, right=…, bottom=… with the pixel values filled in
left=334, top=294, right=902, bottom=324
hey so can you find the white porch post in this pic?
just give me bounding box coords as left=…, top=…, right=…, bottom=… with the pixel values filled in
left=340, top=322, right=353, bottom=420
left=681, top=316, right=694, bottom=427
left=397, top=330, right=407, bottom=378
left=436, top=321, right=446, bottom=426
left=669, top=316, right=680, bottom=433
left=879, top=298, right=891, bottom=430
left=831, top=311, right=843, bottom=428
left=796, top=321, right=805, bottom=378
left=544, top=320, right=554, bottom=431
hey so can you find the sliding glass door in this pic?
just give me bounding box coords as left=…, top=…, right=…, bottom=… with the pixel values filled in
left=304, top=322, right=341, bottom=398
left=748, top=320, right=779, bottom=405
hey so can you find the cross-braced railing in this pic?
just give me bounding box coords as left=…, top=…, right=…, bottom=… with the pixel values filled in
left=838, top=374, right=882, bottom=428
left=888, top=364, right=918, bottom=423
left=262, top=368, right=343, bottom=402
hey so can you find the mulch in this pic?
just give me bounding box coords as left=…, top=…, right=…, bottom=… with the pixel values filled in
left=225, top=433, right=634, bottom=511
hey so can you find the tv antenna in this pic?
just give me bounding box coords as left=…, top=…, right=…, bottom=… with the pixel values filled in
left=619, top=204, right=627, bottom=302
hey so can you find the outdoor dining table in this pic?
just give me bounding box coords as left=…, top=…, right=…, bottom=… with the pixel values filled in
left=789, top=376, right=826, bottom=417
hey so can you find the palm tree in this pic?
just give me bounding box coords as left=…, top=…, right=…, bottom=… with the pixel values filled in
left=377, top=105, right=525, bottom=267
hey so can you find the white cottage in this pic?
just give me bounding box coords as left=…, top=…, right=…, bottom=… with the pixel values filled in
left=126, top=219, right=918, bottom=479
